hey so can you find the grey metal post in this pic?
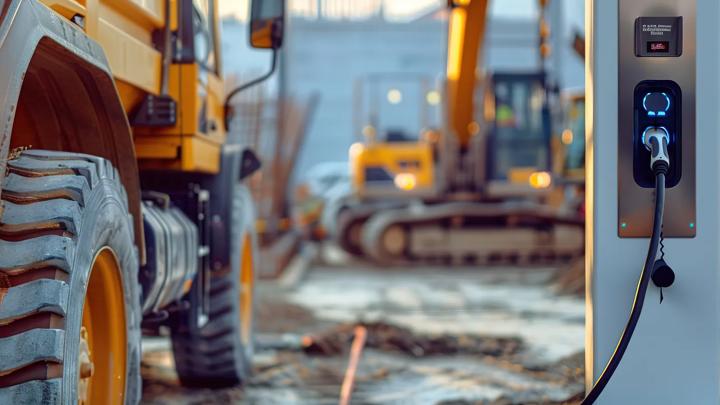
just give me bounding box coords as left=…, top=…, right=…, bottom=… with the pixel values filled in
left=587, top=0, right=720, bottom=402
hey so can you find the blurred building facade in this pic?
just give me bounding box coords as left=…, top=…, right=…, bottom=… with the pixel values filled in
left=221, top=0, right=585, bottom=182
left=285, top=6, right=584, bottom=178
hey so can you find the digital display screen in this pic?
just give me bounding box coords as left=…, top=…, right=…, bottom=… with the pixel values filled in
left=635, top=17, right=682, bottom=57
left=647, top=41, right=670, bottom=53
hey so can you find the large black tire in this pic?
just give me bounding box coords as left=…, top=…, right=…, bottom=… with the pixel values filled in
left=0, top=150, right=141, bottom=404
left=170, top=147, right=257, bottom=387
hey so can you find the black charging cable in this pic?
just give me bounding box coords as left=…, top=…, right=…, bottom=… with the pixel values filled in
left=581, top=128, right=669, bottom=404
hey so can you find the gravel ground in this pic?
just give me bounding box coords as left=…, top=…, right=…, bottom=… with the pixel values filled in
left=141, top=245, right=585, bottom=404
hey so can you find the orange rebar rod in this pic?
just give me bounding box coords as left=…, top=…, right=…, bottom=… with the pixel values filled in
left=339, top=325, right=368, bottom=405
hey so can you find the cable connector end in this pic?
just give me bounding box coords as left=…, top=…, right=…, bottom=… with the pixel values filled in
left=643, top=127, right=671, bottom=174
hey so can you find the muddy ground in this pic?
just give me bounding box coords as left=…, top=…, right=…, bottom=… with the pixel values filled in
left=141, top=245, right=585, bottom=404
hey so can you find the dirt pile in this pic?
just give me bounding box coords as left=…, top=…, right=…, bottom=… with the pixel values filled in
left=301, top=321, right=523, bottom=358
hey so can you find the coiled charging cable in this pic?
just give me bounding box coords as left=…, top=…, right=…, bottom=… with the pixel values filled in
left=581, top=127, right=670, bottom=404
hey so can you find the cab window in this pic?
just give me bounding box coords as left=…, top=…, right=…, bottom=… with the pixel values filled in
left=192, top=0, right=218, bottom=72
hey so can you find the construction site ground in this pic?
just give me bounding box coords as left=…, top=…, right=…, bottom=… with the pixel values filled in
left=141, top=243, right=585, bottom=404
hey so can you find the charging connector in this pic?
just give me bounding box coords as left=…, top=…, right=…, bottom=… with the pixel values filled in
left=643, top=126, right=670, bottom=174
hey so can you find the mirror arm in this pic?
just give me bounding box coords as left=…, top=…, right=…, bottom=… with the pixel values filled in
left=224, top=49, right=278, bottom=131
left=160, top=0, right=172, bottom=95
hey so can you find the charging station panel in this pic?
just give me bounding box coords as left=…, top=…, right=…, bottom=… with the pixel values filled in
left=633, top=80, right=682, bottom=188
left=589, top=1, right=720, bottom=403
left=618, top=1, right=696, bottom=238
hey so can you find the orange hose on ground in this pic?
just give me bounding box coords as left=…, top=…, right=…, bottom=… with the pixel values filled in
left=339, top=326, right=368, bottom=405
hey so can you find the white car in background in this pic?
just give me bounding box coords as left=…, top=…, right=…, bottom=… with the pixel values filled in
left=303, top=162, right=351, bottom=199
left=294, top=162, right=351, bottom=239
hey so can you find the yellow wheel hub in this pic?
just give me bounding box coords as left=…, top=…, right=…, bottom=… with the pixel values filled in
left=79, top=248, right=127, bottom=405
left=239, top=237, right=254, bottom=346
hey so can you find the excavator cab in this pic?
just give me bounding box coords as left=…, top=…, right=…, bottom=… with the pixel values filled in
left=484, top=72, right=553, bottom=198
left=557, top=92, right=586, bottom=181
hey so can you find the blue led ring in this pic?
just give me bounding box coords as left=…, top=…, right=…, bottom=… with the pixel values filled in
left=641, top=126, right=670, bottom=146
left=643, top=92, right=671, bottom=117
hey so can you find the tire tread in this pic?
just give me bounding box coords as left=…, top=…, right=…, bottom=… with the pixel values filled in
left=0, top=150, right=141, bottom=404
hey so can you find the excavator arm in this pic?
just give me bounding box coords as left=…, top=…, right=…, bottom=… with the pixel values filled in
left=446, top=0, right=490, bottom=148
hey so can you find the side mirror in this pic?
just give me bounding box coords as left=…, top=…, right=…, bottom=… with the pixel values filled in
left=226, top=1, right=284, bottom=130
left=239, top=149, right=262, bottom=180
left=249, top=0, right=285, bottom=50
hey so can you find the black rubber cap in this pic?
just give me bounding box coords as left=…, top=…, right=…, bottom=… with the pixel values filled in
left=651, top=259, right=675, bottom=288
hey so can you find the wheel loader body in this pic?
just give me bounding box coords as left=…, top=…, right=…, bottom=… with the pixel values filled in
left=0, top=0, right=233, bottom=246
left=0, top=0, right=277, bottom=399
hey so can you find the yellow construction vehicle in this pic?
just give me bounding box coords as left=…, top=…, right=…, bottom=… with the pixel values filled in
left=349, top=73, right=439, bottom=198
left=552, top=91, right=586, bottom=221
left=0, top=0, right=284, bottom=402
left=557, top=92, right=586, bottom=181
left=336, top=73, right=439, bottom=255
left=335, top=0, right=584, bottom=264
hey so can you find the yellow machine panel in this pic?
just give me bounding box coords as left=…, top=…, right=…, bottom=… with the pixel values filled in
left=350, top=141, right=435, bottom=198
left=40, top=0, right=225, bottom=174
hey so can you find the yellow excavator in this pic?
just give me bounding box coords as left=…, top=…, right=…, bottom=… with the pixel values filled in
left=0, top=0, right=284, bottom=403
left=335, top=0, right=584, bottom=264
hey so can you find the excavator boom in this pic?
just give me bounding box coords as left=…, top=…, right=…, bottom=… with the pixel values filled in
left=446, top=0, right=490, bottom=148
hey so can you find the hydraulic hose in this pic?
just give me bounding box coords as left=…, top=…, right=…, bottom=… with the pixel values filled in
left=581, top=170, right=666, bottom=404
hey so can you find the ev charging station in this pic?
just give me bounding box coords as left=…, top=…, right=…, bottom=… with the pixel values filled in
left=587, top=0, right=720, bottom=403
